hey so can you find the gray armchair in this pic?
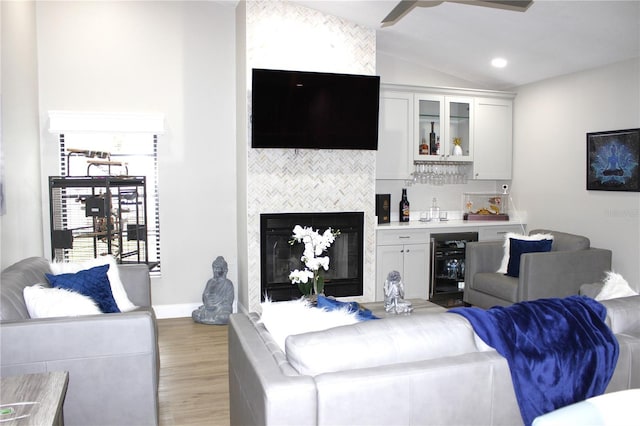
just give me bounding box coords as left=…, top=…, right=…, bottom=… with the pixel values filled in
left=463, top=229, right=612, bottom=309
left=0, top=257, right=159, bottom=426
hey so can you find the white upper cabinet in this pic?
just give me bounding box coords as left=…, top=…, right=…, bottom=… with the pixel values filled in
left=414, top=94, right=443, bottom=160
left=446, top=96, right=473, bottom=161
left=414, top=95, right=473, bottom=162
left=376, top=90, right=414, bottom=180
left=473, top=97, right=513, bottom=180
left=376, top=84, right=514, bottom=181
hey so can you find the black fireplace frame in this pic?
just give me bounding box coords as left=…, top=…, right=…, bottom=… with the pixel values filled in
left=260, top=212, right=364, bottom=301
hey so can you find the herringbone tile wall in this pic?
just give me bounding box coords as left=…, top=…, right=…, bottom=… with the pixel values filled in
left=246, top=1, right=377, bottom=311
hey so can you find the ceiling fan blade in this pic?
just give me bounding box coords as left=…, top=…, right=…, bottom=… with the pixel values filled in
left=382, top=1, right=446, bottom=26
left=451, top=0, right=533, bottom=12
left=381, top=0, right=531, bottom=28
left=381, top=1, right=420, bottom=27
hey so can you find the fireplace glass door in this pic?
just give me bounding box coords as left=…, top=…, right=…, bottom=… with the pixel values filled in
left=260, top=212, right=364, bottom=301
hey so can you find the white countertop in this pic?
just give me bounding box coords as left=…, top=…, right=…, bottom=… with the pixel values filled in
left=376, top=218, right=526, bottom=231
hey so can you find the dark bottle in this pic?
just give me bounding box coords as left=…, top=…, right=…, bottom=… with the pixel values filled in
left=399, top=188, right=410, bottom=222
left=429, top=121, right=437, bottom=155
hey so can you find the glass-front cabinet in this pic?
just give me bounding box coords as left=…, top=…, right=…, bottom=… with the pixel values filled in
left=414, top=95, right=473, bottom=162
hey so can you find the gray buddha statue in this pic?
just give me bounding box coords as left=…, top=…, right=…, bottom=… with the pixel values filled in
left=192, top=256, right=234, bottom=325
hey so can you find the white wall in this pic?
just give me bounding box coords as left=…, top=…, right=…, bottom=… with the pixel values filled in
left=1, top=1, right=43, bottom=267
left=235, top=2, right=249, bottom=316
left=512, top=58, right=640, bottom=289
left=377, top=51, right=491, bottom=90
left=33, top=1, right=237, bottom=310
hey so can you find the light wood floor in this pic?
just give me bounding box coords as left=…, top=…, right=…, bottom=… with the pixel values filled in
left=158, top=317, right=230, bottom=426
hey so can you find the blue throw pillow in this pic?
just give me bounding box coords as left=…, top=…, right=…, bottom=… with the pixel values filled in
left=506, top=238, right=553, bottom=278
left=46, top=264, right=120, bottom=313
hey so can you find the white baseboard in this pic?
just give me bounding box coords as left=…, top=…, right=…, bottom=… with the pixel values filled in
left=153, top=303, right=200, bottom=319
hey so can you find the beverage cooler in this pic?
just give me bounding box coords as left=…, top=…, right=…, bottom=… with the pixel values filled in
left=430, top=232, right=478, bottom=307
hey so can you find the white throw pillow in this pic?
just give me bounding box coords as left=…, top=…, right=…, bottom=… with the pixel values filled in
left=24, top=284, right=102, bottom=318
left=497, top=232, right=554, bottom=274
left=595, top=271, right=639, bottom=301
left=50, top=255, right=137, bottom=312
left=259, top=298, right=360, bottom=352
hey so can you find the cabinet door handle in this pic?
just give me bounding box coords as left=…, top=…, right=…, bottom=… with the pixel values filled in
left=405, top=249, right=410, bottom=253
left=400, top=249, right=405, bottom=253
left=398, top=236, right=411, bottom=239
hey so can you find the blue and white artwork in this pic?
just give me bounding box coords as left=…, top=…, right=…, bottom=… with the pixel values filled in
left=587, top=129, right=640, bottom=191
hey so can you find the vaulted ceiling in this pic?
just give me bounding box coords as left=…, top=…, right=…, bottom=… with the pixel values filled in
left=292, top=0, right=640, bottom=90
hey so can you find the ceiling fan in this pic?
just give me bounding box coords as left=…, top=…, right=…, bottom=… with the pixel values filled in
left=381, top=0, right=534, bottom=27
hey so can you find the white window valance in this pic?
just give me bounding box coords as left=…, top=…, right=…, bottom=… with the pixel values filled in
left=48, top=111, right=165, bottom=134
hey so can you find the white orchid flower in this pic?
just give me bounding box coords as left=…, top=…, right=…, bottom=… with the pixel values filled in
left=289, top=225, right=340, bottom=290
left=317, top=256, right=330, bottom=270
left=289, top=269, right=314, bottom=284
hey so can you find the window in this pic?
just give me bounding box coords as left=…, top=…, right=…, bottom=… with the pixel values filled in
left=48, top=111, right=164, bottom=272
left=55, top=133, right=161, bottom=271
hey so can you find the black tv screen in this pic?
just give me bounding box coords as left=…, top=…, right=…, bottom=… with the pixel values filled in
left=251, top=68, right=380, bottom=150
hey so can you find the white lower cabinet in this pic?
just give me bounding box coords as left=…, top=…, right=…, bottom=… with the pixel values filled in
left=376, top=224, right=526, bottom=302
left=375, top=229, right=430, bottom=301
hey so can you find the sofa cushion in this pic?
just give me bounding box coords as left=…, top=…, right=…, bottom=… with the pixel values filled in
left=50, top=255, right=137, bottom=312
left=286, top=312, right=482, bottom=376
left=259, top=298, right=360, bottom=351
left=474, top=272, right=519, bottom=302
left=506, top=238, right=553, bottom=277
left=23, top=284, right=102, bottom=318
left=46, top=264, right=121, bottom=313
left=601, top=295, right=640, bottom=335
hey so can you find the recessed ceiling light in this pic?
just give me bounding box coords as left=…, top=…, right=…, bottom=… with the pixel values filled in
left=491, top=57, right=508, bottom=68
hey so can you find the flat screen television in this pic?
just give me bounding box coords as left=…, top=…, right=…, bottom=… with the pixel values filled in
left=251, top=68, right=380, bottom=150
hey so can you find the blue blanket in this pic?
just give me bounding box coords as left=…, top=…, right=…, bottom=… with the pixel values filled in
left=450, top=296, right=618, bottom=426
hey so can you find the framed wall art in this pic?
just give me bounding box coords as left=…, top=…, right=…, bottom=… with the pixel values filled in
left=586, top=128, right=640, bottom=192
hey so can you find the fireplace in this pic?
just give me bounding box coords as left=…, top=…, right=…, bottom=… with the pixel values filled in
left=260, top=212, right=364, bottom=301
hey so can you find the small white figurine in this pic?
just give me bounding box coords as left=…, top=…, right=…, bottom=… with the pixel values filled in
left=384, top=270, right=413, bottom=314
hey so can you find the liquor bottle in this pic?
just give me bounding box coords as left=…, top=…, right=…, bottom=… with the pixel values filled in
left=399, top=188, right=410, bottom=222
left=429, top=122, right=437, bottom=154
left=419, top=130, right=429, bottom=155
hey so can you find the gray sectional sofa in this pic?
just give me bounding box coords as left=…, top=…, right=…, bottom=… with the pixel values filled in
left=0, top=257, right=159, bottom=426
left=229, top=295, right=640, bottom=426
